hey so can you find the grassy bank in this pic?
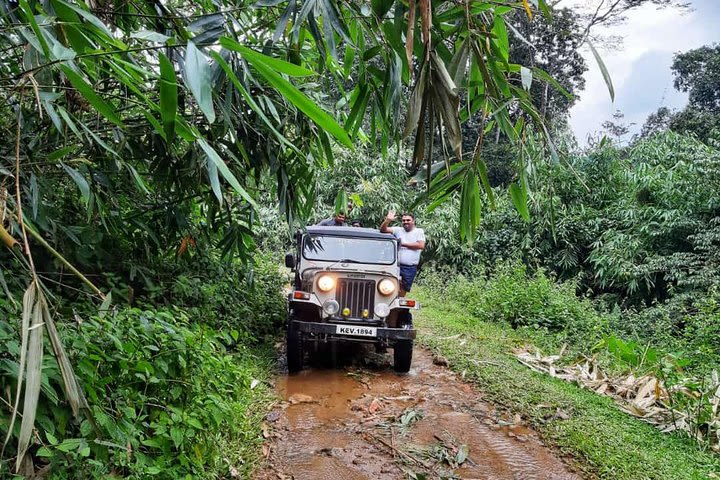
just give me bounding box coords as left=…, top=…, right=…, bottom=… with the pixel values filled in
left=414, top=285, right=720, bottom=479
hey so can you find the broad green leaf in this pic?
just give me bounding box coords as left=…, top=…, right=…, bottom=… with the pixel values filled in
left=241, top=48, right=353, bottom=148
left=60, top=66, right=122, bottom=126
left=98, top=292, right=112, bottom=319
left=371, top=0, right=394, bottom=18
left=158, top=53, right=177, bottom=142
left=19, top=0, right=50, bottom=57
left=220, top=37, right=315, bottom=77
left=460, top=170, right=481, bottom=243
left=476, top=158, right=495, bottom=209
left=588, top=42, right=614, bottom=102
left=334, top=191, right=349, bottom=215
left=491, top=16, right=509, bottom=62
left=184, top=41, right=216, bottom=123
left=61, top=163, right=90, bottom=205
left=127, top=165, right=150, bottom=195
left=131, top=30, right=170, bottom=43
left=509, top=182, right=529, bottom=221
left=207, top=158, right=222, bottom=205
left=57, top=0, right=114, bottom=38
left=197, top=137, right=257, bottom=207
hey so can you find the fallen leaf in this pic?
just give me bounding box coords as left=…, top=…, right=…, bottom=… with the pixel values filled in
left=251, top=379, right=260, bottom=390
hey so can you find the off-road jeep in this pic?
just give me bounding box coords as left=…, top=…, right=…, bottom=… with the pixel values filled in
left=284, top=226, right=419, bottom=373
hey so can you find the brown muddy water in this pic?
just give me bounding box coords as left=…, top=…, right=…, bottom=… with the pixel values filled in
left=255, top=347, right=580, bottom=480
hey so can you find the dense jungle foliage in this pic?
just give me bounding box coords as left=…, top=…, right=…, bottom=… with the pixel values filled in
left=1, top=0, right=719, bottom=476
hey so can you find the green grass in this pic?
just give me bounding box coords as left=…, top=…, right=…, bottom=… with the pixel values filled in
left=221, top=344, right=277, bottom=479
left=414, top=286, right=720, bottom=480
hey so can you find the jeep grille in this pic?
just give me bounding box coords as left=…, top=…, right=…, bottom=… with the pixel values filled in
left=336, top=278, right=375, bottom=319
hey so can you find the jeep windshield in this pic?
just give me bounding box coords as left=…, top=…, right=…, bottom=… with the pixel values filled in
left=303, top=234, right=396, bottom=265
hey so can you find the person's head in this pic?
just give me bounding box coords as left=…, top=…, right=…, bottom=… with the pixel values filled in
left=401, top=213, right=415, bottom=231
left=334, top=212, right=347, bottom=225
left=351, top=220, right=362, bottom=227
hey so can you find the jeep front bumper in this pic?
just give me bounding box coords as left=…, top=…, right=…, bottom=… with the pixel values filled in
left=292, top=320, right=416, bottom=341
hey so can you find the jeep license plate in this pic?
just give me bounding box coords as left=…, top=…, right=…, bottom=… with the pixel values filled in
left=335, top=325, right=377, bottom=337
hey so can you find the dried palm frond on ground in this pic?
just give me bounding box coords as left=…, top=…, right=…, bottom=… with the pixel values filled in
left=515, top=346, right=720, bottom=451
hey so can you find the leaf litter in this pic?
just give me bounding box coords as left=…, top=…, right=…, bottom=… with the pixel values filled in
left=515, top=345, right=720, bottom=449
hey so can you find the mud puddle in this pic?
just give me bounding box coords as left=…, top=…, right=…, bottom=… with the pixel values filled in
left=256, top=347, right=580, bottom=479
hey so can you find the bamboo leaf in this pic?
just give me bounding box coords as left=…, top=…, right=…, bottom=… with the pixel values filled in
left=60, top=66, right=122, bottom=126
left=98, top=291, right=113, bottom=319
left=531, top=67, right=572, bottom=99
left=460, top=170, right=481, bottom=243
left=19, top=0, right=50, bottom=57
left=220, top=37, right=315, bottom=77
left=16, top=285, right=44, bottom=471
left=403, top=61, right=428, bottom=138
left=491, top=16, right=509, bottom=62
left=210, top=52, right=298, bottom=152
left=509, top=182, right=530, bottom=221
left=207, top=158, right=222, bottom=205
left=61, top=163, right=90, bottom=205
left=476, top=157, right=495, bottom=209
left=44, top=289, right=94, bottom=436
left=588, top=42, right=614, bottom=102
left=159, top=53, right=177, bottom=142
left=130, top=30, right=170, bottom=43
left=2, top=283, right=35, bottom=456
left=197, top=137, right=257, bottom=208
left=334, top=191, right=349, bottom=215
left=371, top=0, right=394, bottom=18
left=184, top=41, right=216, bottom=123
left=240, top=48, right=352, bottom=148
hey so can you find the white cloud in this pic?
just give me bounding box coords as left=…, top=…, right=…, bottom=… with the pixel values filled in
left=569, top=1, right=716, bottom=144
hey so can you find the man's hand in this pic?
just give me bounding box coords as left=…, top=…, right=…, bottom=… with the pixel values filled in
left=380, top=209, right=396, bottom=233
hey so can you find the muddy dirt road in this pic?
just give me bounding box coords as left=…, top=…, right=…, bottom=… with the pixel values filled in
left=256, top=347, right=580, bottom=479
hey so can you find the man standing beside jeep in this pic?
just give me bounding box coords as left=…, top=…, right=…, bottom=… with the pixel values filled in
left=380, top=210, right=425, bottom=296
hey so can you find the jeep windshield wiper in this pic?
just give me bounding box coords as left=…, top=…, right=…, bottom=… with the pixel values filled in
left=325, top=258, right=362, bottom=270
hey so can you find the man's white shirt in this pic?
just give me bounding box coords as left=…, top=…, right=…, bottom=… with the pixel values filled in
left=390, top=226, right=425, bottom=266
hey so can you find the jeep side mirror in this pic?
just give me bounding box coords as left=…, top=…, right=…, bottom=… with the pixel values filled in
left=285, top=253, right=296, bottom=270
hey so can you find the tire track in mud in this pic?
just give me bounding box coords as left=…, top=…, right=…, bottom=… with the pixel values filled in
left=255, top=347, right=580, bottom=480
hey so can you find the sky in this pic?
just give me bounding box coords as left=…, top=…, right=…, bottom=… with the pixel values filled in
left=568, top=0, right=720, bottom=144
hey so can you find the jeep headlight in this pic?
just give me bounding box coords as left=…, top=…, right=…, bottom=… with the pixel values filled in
left=317, top=275, right=335, bottom=292
left=377, top=278, right=396, bottom=296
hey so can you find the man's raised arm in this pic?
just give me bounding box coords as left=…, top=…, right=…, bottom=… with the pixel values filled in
left=379, top=209, right=396, bottom=233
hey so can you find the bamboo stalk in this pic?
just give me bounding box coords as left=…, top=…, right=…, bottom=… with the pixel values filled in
left=23, top=224, right=105, bottom=300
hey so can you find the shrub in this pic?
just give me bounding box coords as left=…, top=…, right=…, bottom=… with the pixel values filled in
left=1, top=305, right=273, bottom=479
left=424, top=263, right=611, bottom=350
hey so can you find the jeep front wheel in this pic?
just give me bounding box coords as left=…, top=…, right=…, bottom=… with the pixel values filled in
left=286, top=318, right=303, bottom=373
left=393, top=340, right=413, bottom=373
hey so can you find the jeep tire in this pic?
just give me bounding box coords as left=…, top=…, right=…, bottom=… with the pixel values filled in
left=286, top=318, right=303, bottom=373
left=393, top=340, right=413, bottom=373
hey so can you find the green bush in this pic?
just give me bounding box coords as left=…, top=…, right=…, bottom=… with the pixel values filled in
left=426, top=264, right=611, bottom=350
left=1, top=305, right=273, bottom=479
left=168, top=252, right=287, bottom=343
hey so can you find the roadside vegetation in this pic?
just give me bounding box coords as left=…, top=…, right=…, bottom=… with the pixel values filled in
left=1, top=253, right=285, bottom=478
left=414, top=283, right=720, bottom=479
left=1, top=0, right=719, bottom=477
